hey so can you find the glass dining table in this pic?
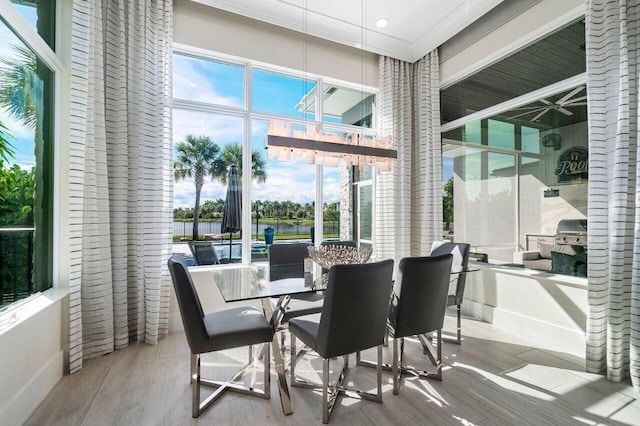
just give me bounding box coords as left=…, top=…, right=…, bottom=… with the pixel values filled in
left=211, top=265, right=326, bottom=416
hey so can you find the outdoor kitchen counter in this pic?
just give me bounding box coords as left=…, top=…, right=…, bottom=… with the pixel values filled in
left=461, top=261, right=587, bottom=357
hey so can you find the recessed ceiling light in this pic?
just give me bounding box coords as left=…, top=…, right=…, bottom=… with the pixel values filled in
left=375, top=18, right=389, bottom=29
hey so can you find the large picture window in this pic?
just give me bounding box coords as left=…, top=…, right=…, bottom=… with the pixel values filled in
left=172, top=51, right=377, bottom=265
left=441, top=19, right=587, bottom=277
left=0, top=5, right=55, bottom=308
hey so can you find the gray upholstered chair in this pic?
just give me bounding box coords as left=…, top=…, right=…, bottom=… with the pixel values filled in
left=381, top=254, right=453, bottom=393
left=268, top=242, right=310, bottom=280
left=268, top=241, right=323, bottom=312
left=168, top=255, right=273, bottom=418
left=429, top=241, right=471, bottom=344
left=288, top=260, right=394, bottom=423
left=189, top=241, right=220, bottom=265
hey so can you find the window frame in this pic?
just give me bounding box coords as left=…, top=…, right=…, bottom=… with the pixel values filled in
left=173, top=44, right=379, bottom=262
left=440, top=13, right=588, bottom=269
left=0, top=0, right=65, bottom=308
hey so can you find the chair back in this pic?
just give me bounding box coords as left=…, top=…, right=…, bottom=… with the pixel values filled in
left=191, top=241, right=220, bottom=265
left=392, top=254, right=453, bottom=338
left=320, top=240, right=357, bottom=248
left=430, top=241, right=470, bottom=305
left=168, top=254, right=208, bottom=354
left=268, top=242, right=309, bottom=280
left=315, top=259, right=394, bottom=359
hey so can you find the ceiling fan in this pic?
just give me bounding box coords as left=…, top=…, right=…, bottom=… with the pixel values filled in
left=507, top=86, right=587, bottom=122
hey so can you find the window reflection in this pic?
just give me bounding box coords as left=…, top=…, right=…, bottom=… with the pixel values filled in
left=0, top=17, right=54, bottom=306
left=9, top=1, right=55, bottom=50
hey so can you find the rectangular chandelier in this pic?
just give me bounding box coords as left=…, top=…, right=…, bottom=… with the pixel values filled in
left=265, top=122, right=396, bottom=171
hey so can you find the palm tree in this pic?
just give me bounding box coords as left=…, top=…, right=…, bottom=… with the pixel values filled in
left=0, top=45, right=41, bottom=129
left=0, top=120, right=15, bottom=165
left=174, top=135, right=221, bottom=240
left=212, top=142, right=267, bottom=184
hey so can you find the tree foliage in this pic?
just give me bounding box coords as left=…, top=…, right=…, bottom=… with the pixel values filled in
left=173, top=136, right=268, bottom=240
left=443, top=176, right=454, bottom=229
left=211, top=142, right=267, bottom=184
left=0, top=164, right=34, bottom=226
left=0, top=45, right=41, bottom=129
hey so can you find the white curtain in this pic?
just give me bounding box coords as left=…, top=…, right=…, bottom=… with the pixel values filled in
left=375, top=52, right=442, bottom=264
left=68, top=0, right=174, bottom=373
left=586, top=0, right=640, bottom=389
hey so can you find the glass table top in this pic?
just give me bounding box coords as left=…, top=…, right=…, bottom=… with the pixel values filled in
left=212, top=265, right=326, bottom=302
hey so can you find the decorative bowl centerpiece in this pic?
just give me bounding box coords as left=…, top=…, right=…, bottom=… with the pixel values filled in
left=307, top=245, right=373, bottom=270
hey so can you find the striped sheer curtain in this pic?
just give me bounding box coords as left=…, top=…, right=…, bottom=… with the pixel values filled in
left=586, top=0, right=640, bottom=389
left=375, top=52, right=442, bottom=264
left=68, top=0, right=174, bottom=373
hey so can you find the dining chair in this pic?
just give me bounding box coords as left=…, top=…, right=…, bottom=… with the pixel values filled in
left=189, top=241, right=220, bottom=265
left=288, top=259, right=394, bottom=423
left=429, top=241, right=471, bottom=344
left=357, top=254, right=453, bottom=394
left=268, top=242, right=324, bottom=351
left=168, top=254, right=273, bottom=418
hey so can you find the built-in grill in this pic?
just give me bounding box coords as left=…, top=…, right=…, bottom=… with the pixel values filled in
left=554, top=219, right=587, bottom=247
left=551, top=219, right=588, bottom=277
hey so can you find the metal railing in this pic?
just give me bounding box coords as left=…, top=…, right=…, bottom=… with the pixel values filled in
left=0, top=228, right=34, bottom=308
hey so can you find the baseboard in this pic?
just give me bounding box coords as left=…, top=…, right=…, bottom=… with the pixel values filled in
left=0, top=350, right=64, bottom=426
left=461, top=300, right=585, bottom=358
left=460, top=298, right=494, bottom=323
left=491, top=307, right=585, bottom=358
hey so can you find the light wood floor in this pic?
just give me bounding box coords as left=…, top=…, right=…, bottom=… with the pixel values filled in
left=26, top=315, right=640, bottom=426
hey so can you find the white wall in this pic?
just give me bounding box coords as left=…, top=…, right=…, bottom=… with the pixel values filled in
left=0, top=0, right=73, bottom=424
left=173, top=0, right=378, bottom=88
left=463, top=265, right=586, bottom=358
left=0, top=290, right=68, bottom=426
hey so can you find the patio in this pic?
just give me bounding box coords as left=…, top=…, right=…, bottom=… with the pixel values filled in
left=25, top=315, right=640, bottom=425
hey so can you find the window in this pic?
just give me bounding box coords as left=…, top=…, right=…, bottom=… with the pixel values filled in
left=10, top=1, right=55, bottom=50
left=321, top=84, right=375, bottom=128
left=1, top=6, right=55, bottom=308
left=252, top=69, right=315, bottom=119
left=352, top=165, right=373, bottom=248
left=172, top=51, right=378, bottom=264
left=440, top=18, right=587, bottom=275
left=442, top=86, right=588, bottom=269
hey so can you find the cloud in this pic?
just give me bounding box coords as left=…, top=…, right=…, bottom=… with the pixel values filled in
left=173, top=55, right=242, bottom=106
left=173, top=110, right=244, bottom=145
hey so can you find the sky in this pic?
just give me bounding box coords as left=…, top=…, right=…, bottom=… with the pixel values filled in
left=0, top=5, right=39, bottom=169
left=172, top=53, right=343, bottom=209
left=1, top=4, right=452, bottom=210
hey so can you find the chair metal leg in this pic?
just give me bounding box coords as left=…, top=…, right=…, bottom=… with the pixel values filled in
left=290, top=333, right=296, bottom=385
left=190, top=353, right=197, bottom=384
left=376, top=344, right=383, bottom=401
left=264, top=343, right=271, bottom=399
left=261, top=298, right=293, bottom=415
left=292, top=344, right=383, bottom=423
left=443, top=304, right=463, bottom=344
left=192, top=353, right=200, bottom=417
left=322, top=358, right=330, bottom=424
left=360, top=331, right=444, bottom=394
left=190, top=343, right=272, bottom=418
left=457, top=305, right=462, bottom=344
left=392, top=337, right=399, bottom=395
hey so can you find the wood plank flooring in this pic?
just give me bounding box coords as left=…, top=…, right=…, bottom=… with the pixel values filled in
left=25, top=316, right=640, bottom=425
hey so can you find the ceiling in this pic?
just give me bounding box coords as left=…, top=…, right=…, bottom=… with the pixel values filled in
left=192, top=0, right=505, bottom=62
left=441, top=19, right=586, bottom=128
